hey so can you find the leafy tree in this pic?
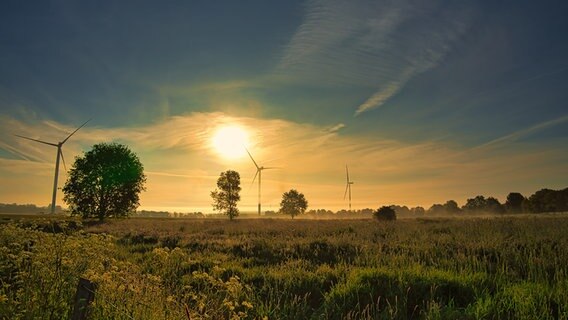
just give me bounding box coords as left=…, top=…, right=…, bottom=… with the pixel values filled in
left=63, top=143, right=146, bottom=220
left=463, top=195, right=504, bottom=214
left=505, top=192, right=525, bottom=213
left=428, top=203, right=445, bottom=215
left=390, top=205, right=411, bottom=216
left=443, top=200, right=461, bottom=214
left=373, top=206, right=397, bottom=221
left=411, top=206, right=425, bottom=216
left=525, top=188, right=568, bottom=213
left=211, top=170, right=241, bottom=220
left=486, top=197, right=505, bottom=213
left=462, top=196, right=487, bottom=212
left=280, top=189, right=308, bottom=219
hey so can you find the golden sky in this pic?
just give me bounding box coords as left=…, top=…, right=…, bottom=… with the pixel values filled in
left=1, top=113, right=566, bottom=213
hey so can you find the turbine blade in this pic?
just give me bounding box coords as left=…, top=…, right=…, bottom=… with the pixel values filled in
left=344, top=184, right=349, bottom=200
left=62, top=118, right=91, bottom=144
left=250, top=170, right=259, bottom=189
left=346, top=165, right=350, bottom=182
left=245, top=147, right=259, bottom=169
left=14, top=135, right=57, bottom=147
left=262, top=166, right=279, bottom=170
left=59, top=149, right=67, bottom=171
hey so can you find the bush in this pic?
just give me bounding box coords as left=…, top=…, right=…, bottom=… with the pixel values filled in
left=373, top=206, right=397, bottom=221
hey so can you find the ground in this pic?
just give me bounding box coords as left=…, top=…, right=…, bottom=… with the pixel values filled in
left=1, top=214, right=567, bottom=319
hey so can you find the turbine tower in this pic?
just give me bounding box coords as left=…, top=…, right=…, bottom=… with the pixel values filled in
left=15, top=119, right=91, bottom=214
left=246, top=148, right=276, bottom=215
left=344, top=165, right=354, bottom=211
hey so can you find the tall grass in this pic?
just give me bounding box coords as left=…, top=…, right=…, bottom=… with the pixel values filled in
left=1, top=215, right=567, bottom=319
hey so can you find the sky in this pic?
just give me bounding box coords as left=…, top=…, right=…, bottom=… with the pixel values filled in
left=1, top=0, right=567, bottom=213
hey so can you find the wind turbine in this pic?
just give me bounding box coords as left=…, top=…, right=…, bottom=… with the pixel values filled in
left=344, top=165, right=354, bottom=211
left=246, top=148, right=276, bottom=216
left=15, top=119, right=91, bottom=214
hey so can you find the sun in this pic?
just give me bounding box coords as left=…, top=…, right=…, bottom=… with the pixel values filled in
left=211, top=125, right=250, bottom=159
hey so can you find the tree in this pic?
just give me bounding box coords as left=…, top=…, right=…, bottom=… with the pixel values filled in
left=525, top=188, right=568, bottom=213
left=390, top=205, right=411, bottom=216
left=280, top=189, right=308, bottom=218
left=63, top=143, right=146, bottom=220
left=462, top=195, right=504, bottom=214
left=211, top=170, right=241, bottom=220
left=428, top=203, right=445, bottom=215
left=486, top=197, right=505, bottom=214
left=411, top=206, right=425, bottom=216
left=462, top=196, right=487, bottom=213
left=505, top=192, right=525, bottom=213
left=443, top=200, right=461, bottom=214
left=373, top=206, right=397, bottom=221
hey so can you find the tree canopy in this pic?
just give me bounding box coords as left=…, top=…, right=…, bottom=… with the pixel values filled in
left=524, top=188, right=568, bottom=213
left=374, top=206, right=397, bottom=221
left=280, top=189, right=308, bottom=218
left=505, top=192, right=525, bottom=213
left=462, top=195, right=504, bottom=214
left=63, top=143, right=146, bottom=220
left=211, top=170, right=241, bottom=220
left=443, top=200, right=461, bottom=214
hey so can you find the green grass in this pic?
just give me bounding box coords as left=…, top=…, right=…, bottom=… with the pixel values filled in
left=1, top=215, right=568, bottom=319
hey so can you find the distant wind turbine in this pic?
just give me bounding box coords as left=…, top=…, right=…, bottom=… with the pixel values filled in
left=246, top=148, right=276, bottom=216
left=15, top=119, right=91, bottom=214
left=344, top=165, right=354, bottom=211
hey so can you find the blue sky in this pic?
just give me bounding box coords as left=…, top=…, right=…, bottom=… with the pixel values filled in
left=1, top=0, right=567, bottom=212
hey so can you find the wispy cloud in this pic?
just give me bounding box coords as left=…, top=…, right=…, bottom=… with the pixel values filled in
left=279, top=0, right=476, bottom=115
left=472, top=114, right=568, bottom=151
left=355, top=69, right=413, bottom=115
left=1, top=112, right=564, bottom=211
left=326, top=123, right=345, bottom=133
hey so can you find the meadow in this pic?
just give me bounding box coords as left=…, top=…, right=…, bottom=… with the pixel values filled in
left=1, top=214, right=567, bottom=319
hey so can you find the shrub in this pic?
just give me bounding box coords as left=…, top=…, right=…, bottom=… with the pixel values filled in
left=374, top=206, right=397, bottom=221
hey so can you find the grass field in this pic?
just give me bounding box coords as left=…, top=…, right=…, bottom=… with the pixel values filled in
left=1, top=214, right=567, bottom=319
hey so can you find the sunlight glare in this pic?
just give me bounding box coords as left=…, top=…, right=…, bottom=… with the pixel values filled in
left=211, top=125, right=249, bottom=159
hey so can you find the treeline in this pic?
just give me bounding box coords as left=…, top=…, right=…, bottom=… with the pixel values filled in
left=389, top=187, right=567, bottom=216
left=134, top=210, right=204, bottom=218
left=419, top=187, right=568, bottom=216
left=0, top=203, right=64, bottom=214
left=288, top=187, right=568, bottom=218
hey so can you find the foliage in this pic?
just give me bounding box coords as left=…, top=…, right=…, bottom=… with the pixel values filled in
left=428, top=201, right=460, bottom=215
left=0, top=203, right=63, bottom=214
left=373, top=206, right=397, bottom=221
left=279, top=189, right=308, bottom=218
left=524, top=188, right=568, bottom=213
left=411, top=206, right=425, bottom=215
left=505, top=192, right=525, bottom=213
left=443, top=200, right=461, bottom=213
left=211, top=170, right=241, bottom=220
left=62, top=143, right=146, bottom=220
left=463, top=195, right=504, bottom=214
left=428, top=203, right=445, bottom=215
left=390, top=205, right=410, bottom=216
